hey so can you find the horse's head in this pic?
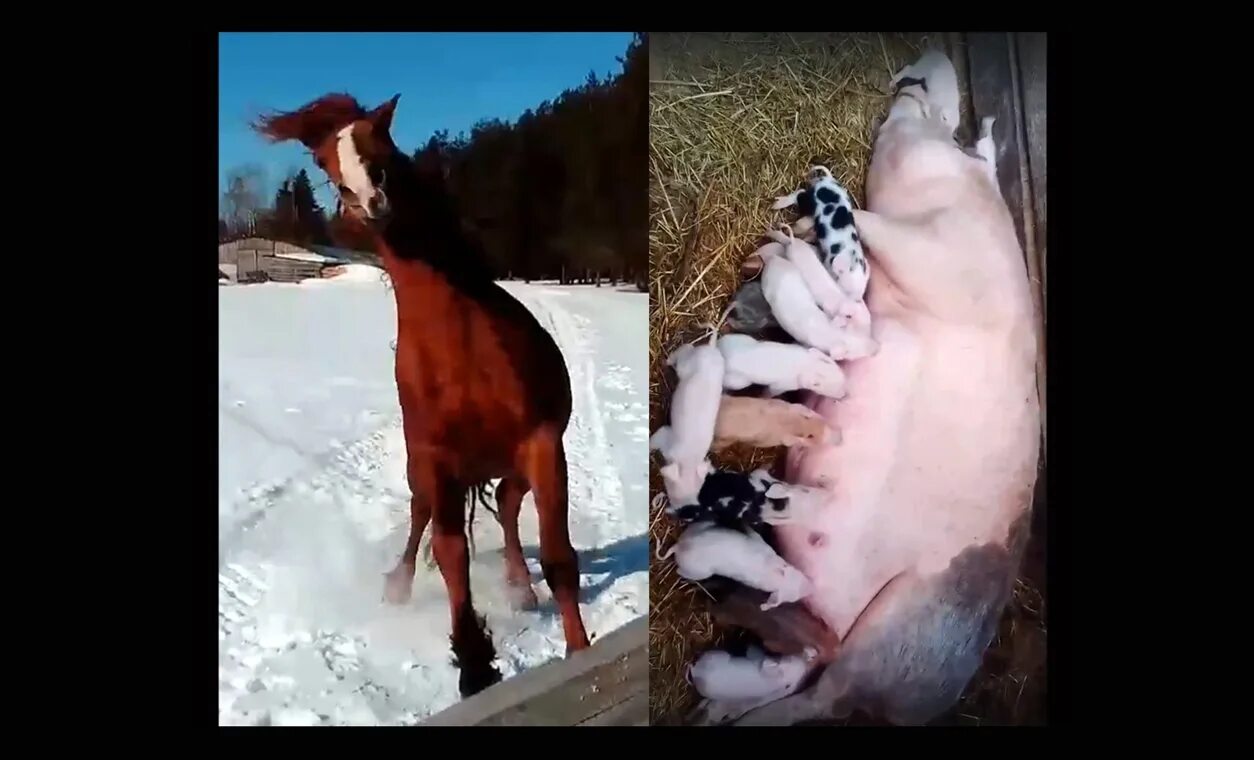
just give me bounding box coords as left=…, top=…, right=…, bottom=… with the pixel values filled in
left=253, top=92, right=402, bottom=224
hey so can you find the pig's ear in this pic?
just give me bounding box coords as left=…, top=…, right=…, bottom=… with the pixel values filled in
left=765, top=483, right=790, bottom=499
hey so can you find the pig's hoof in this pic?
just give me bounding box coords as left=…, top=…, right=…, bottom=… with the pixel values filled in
left=691, top=699, right=742, bottom=726
left=383, top=565, right=415, bottom=605
left=980, top=115, right=996, bottom=139
left=741, top=254, right=764, bottom=281
left=507, top=581, right=540, bottom=611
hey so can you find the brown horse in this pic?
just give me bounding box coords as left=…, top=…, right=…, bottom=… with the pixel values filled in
left=252, top=93, right=589, bottom=697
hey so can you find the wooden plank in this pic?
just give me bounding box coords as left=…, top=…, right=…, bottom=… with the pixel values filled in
left=580, top=692, right=648, bottom=726
left=967, top=33, right=1048, bottom=531
left=965, top=33, right=1028, bottom=255
left=1016, top=32, right=1048, bottom=463
left=945, top=33, right=974, bottom=145
left=421, top=617, right=647, bottom=726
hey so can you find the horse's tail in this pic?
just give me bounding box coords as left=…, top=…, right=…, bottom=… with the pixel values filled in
left=420, top=480, right=500, bottom=567
left=466, top=480, right=500, bottom=560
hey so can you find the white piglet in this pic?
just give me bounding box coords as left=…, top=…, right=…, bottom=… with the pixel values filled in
left=687, top=646, right=819, bottom=726
left=688, top=645, right=817, bottom=701
left=765, top=224, right=860, bottom=328
left=657, top=521, right=813, bottom=610
left=753, top=240, right=877, bottom=361
left=649, top=331, right=725, bottom=506
left=718, top=333, right=847, bottom=400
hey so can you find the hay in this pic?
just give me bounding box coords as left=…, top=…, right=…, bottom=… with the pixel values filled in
left=647, top=32, right=1047, bottom=726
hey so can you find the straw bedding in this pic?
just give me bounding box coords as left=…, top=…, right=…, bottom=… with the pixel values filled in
left=647, top=32, right=1047, bottom=726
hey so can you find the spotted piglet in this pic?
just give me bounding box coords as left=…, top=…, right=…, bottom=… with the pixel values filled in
left=668, top=465, right=835, bottom=529
left=773, top=165, right=871, bottom=306
left=657, top=520, right=813, bottom=610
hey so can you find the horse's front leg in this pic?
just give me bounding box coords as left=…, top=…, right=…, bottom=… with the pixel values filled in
left=423, top=467, right=502, bottom=699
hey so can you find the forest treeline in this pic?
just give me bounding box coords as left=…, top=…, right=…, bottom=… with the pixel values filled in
left=219, top=32, right=647, bottom=289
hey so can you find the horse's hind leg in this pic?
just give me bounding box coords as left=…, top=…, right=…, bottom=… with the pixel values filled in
left=496, top=475, right=539, bottom=611
left=522, top=425, right=590, bottom=653
left=383, top=462, right=434, bottom=604
left=426, top=468, right=501, bottom=697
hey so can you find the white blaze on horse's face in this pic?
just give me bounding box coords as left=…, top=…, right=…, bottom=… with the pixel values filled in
left=335, top=124, right=389, bottom=220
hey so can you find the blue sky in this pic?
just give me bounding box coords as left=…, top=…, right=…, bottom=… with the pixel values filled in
left=219, top=32, right=635, bottom=212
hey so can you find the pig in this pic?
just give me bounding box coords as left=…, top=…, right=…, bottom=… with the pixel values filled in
left=657, top=521, right=813, bottom=610
left=650, top=330, right=725, bottom=507
left=712, top=394, right=838, bottom=452
left=714, top=49, right=1043, bottom=727
left=718, top=332, right=848, bottom=400
left=686, top=645, right=819, bottom=725
left=753, top=240, right=878, bottom=361
left=763, top=225, right=861, bottom=327
left=772, top=167, right=871, bottom=305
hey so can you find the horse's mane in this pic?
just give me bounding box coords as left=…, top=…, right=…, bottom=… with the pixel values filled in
left=252, top=93, right=368, bottom=146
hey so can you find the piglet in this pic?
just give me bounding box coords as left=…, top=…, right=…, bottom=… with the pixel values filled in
left=687, top=646, right=818, bottom=726
left=657, top=521, right=812, bottom=610
left=773, top=166, right=872, bottom=304
left=669, top=467, right=785, bottom=528
left=765, top=224, right=860, bottom=327
left=712, top=394, right=837, bottom=452
left=754, top=240, right=878, bottom=361
left=718, top=332, right=848, bottom=400
left=650, top=330, right=725, bottom=506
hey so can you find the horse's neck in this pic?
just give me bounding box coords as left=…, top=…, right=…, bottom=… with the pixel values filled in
left=372, top=164, right=495, bottom=316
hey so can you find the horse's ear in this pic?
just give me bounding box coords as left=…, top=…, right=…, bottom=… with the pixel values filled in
left=371, top=94, right=401, bottom=133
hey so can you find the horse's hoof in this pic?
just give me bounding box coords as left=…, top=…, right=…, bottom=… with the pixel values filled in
left=459, top=664, right=503, bottom=698
left=382, top=565, right=415, bottom=605
left=507, top=582, right=539, bottom=612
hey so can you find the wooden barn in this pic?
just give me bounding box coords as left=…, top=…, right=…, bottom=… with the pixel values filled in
left=217, top=238, right=379, bottom=283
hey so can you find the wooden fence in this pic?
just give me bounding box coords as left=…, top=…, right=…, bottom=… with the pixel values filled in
left=420, top=616, right=648, bottom=726
left=217, top=238, right=362, bottom=283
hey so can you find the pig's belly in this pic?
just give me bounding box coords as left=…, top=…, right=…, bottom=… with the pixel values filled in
left=777, top=317, right=1038, bottom=638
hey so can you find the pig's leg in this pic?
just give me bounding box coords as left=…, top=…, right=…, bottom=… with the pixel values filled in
left=666, top=343, right=695, bottom=369
left=723, top=370, right=754, bottom=391
left=648, top=425, right=673, bottom=454
left=974, top=116, right=999, bottom=187
left=792, top=215, right=816, bottom=238
left=771, top=189, right=803, bottom=210
left=851, top=209, right=942, bottom=290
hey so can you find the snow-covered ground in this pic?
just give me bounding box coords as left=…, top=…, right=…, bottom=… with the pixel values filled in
left=218, top=271, right=648, bottom=726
